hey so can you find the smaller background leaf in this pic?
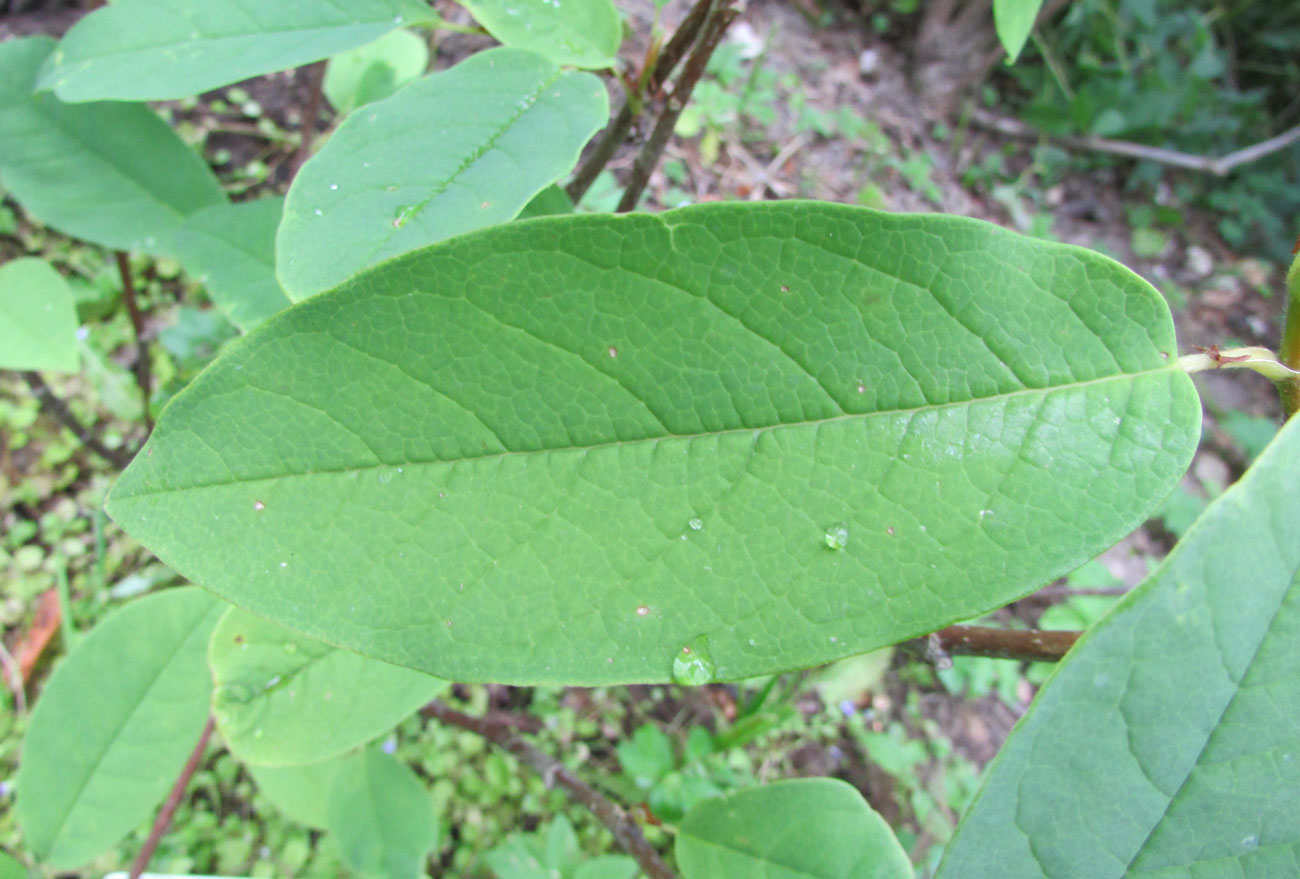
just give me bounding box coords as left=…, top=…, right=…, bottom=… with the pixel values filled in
left=250, top=751, right=362, bottom=829
left=38, top=0, right=439, bottom=102
left=676, top=778, right=911, bottom=879
left=173, top=198, right=291, bottom=331
left=0, top=852, right=28, bottom=879
left=323, top=28, right=430, bottom=116
left=0, top=257, right=79, bottom=372
left=992, top=0, right=1046, bottom=63
left=327, top=746, right=438, bottom=879
left=277, top=47, right=607, bottom=299
left=209, top=607, right=446, bottom=766
left=518, top=183, right=574, bottom=219
left=16, top=588, right=223, bottom=869
left=0, top=37, right=226, bottom=253
left=456, top=0, right=622, bottom=69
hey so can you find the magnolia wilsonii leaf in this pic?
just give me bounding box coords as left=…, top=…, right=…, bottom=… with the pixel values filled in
left=108, top=202, right=1200, bottom=686
left=38, top=0, right=438, bottom=102
left=936, top=412, right=1300, bottom=878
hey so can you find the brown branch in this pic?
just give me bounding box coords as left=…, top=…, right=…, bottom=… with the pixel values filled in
left=20, top=372, right=133, bottom=469
left=422, top=700, right=675, bottom=879
left=128, top=716, right=215, bottom=879
left=617, top=2, right=739, bottom=212
left=114, top=252, right=152, bottom=431
left=290, top=61, right=328, bottom=179
left=566, top=0, right=717, bottom=205
left=903, top=625, right=1080, bottom=667
left=970, top=108, right=1300, bottom=176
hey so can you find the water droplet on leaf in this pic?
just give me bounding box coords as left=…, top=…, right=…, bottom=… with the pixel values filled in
left=672, top=636, right=716, bottom=686
left=688, top=517, right=704, bottom=531
left=824, top=523, right=849, bottom=549
left=393, top=205, right=417, bottom=228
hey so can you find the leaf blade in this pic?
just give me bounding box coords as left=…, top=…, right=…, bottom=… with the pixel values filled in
left=38, top=0, right=437, bottom=102
left=992, top=0, right=1046, bottom=63
left=173, top=198, right=292, bottom=331
left=16, top=588, right=224, bottom=869
left=209, top=607, right=447, bottom=766
left=0, top=37, right=226, bottom=253
left=676, top=778, right=911, bottom=879
left=0, top=258, right=79, bottom=372
left=327, top=746, right=438, bottom=879
left=935, top=412, right=1300, bottom=877
left=322, top=28, right=430, bottom=116
left=108, top=203, right=1200, bottom=686
left=276, top=47, right=608, bottom=300
left=456, top=0, right=622, bottom=69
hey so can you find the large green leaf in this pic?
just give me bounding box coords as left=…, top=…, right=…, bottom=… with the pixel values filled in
left=456, top=0, right=622, bottom=69
left=327, top=746, right=438, bottom=879
left=935, top=413, right=1300, bottom=878
left=250, top=751, right=362, bottom=829
left=107, top=203, right=1200, bottom=686
left=0, top=257, right=79, bottom=372
left=173, top=198, right=291, bottom=332
left=276, top=47, right=607, bottom=300
left=676, top=779, right=910, bottom=879
left=16, top=588, right=224, bottom=869
left=0, top=37, right=226, bottom=254
left=209, top=606, right=447, bottom=766
left=37, top=0, right=438, bottom=103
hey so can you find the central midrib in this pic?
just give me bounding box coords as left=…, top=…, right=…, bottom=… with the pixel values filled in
left=111, top=367, right=1185, bottom=501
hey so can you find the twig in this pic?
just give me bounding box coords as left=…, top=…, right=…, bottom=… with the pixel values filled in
left=969, top=108, right=1300, bottom=177
left=1280, top=240, right=1300, bottom=417
left=0, top=640, right=26, bottom=714
left=567, top=0, right=717, bottom=205
left=1031, top=585, right=1127, bottom=599
left=902, top=625, right=1080, bottom=667
left=128, top=716, right=215, bottom=879
left=114, top=252, right=152, bottom=431
left=20, top=372, right=133, bottom=469
left=617, top=2, right=740, bottom=212
left=422, top=700, right=675, bottom=879
left=290, top=61, right=328, bottom=178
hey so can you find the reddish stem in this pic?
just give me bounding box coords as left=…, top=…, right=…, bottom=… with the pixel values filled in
left=128, top=717, right=215, bottom=879
left=114, top=251, right=152, bottom=431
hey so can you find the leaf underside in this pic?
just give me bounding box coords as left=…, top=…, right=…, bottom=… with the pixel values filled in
left=936, top=413, right=1300, bottom=878
left=38, top=0, right=436, bottom=102
left=276, top=47, right=609, bottom=300
left=108, top=202, right=1200, bottom=685
left=0, top=257, right=80, bottom=372
left=16, top=588, right=223, bottom=869
left=209, top=606, right=446, bottom=766
left=677, top=778, right=911, bottom=879
left=0, top=37, right=226, bottom=253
